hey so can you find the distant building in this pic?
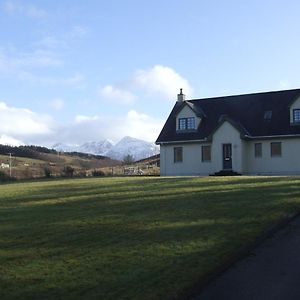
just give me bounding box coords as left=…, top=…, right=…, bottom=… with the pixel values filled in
left=1, top=163, right=10, bottom=169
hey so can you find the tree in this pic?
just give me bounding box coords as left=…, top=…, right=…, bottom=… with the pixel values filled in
left=123, top=154, right=135, bottom=165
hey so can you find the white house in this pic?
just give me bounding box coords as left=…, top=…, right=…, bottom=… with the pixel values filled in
left=156, top=88, right=300, bottom=176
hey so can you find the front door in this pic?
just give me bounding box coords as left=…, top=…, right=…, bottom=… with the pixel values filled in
left=223, top=144, right=232, bottom=170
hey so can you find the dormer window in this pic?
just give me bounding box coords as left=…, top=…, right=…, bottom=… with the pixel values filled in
left=293, top=109, right=300, bottom=122
left=178, top=117, right=195, bottom=130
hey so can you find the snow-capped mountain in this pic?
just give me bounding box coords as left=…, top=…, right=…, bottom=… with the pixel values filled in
left=52, top=136, right=159, bottom=161
left=77, top=140, right=113, bottom=155
left=106, top=136, right=159, bottom=161
left=52, top=142, right=77, bottom=153
left=52, top=139, right=113, bottom=156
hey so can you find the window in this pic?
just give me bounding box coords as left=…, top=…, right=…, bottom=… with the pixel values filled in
left=178, top=118, right=187, bottom=130
left=254, top=143, right=262, bottom=158
left=264, top=111, right=272, bottom=121
left=293, top=109, right=300, bottom=122
left=178, top=117, right=195, bottom=130
left=174, top=147, right=183, bottom=163
left=271, top=142, right=282, bottom=157
left=187, top=117, right=195, bottom=129
left=202, top=145, right=211, bottom=162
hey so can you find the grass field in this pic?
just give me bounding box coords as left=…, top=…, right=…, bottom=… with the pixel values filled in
left=1, top=176, right=300, bottom=299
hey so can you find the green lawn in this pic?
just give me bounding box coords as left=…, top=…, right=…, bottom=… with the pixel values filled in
left=1, top=176, right=300, bottom=299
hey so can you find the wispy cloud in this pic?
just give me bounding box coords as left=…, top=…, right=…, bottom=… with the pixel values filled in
left=4, top=1, right=47, bottom=19
left=98, top=85, right=136, bottom=105
left=0, top=48, right=62, bottom=74
left=49, top=98, right=64, bottom=111
left=0, top=48, right=85, bottom=87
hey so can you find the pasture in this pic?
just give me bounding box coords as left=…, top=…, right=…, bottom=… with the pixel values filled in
left=1, top=176, right=300, bottom=299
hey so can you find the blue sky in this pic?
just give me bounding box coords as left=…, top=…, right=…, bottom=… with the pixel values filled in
left=1, top=0, right=300, bottom=146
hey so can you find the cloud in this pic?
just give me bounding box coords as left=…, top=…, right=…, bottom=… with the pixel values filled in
left=70, top=25, right=89, bottom=38
left=98, top=85, right=136, bottom=105
left=123, top=110, right=164, bottom=141
left=98, top=65, right=193, bottom=105
left=0, top=101, right=163, bottom=146
left=74, top=115, right=99, bottom=123
left=50, top=98, right=64, bottom=110
left=14, top=50, right=63, bottom=68
left=133, top=65, right=193, bottom=99
left=0, top=102, right=54, bottom=143
left=54, top=110, right=164, bottom=145
left=0, top=49, right=85, bottom=86
left=4, top=1, right=47, bottom=19
left=0, top=134, right=23, bottom=146
left=0, top=48, right=62, bottom=78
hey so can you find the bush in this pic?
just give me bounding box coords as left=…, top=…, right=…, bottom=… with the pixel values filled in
left=92, top=169, right=105, bottom=177
left=44, top=167, right=52, bottom=178
left=0, top=171, right=15, bottom=182
left=62, top=166, right=74, bottom=177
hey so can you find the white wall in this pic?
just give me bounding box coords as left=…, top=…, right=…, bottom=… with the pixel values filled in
left=245, top=139, right=300, bottom=175
left=211, top=121, right=245, bottom=173
left=160, top=143, right=213, bottom=176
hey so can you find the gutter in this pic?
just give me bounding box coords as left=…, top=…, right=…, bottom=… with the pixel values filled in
left=245, top=134, right=300, bottom=140
left=156, top=138, right=209, bottom=145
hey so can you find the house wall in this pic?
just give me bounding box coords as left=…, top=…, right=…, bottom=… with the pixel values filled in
left=211, top=121, right=245, bottom=173
left=160, top=121, right=245, bottom=176
left=245, top=138, right=300, bottom=175
left=176, top=105, right=201, bottom=130
left=160, top=143, right=213, bottom=176
left=159, top=120, right=300, bottom=176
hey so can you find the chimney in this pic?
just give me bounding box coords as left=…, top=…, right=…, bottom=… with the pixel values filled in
left=177, top=88, right=185, bottom=102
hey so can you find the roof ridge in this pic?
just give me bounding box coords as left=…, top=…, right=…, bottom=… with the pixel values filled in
left=187, top=88, right=300, bottom=102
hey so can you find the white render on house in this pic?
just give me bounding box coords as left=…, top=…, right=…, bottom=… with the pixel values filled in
left=156, top=89, right=300, bottom=176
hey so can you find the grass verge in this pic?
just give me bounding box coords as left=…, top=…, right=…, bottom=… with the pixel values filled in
left=1, top=176, right=300, bottom=299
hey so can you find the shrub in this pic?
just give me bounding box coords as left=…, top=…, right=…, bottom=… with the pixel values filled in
left=62, top=166, right=74, bottom=177
left=44, top=167, right=52, bottom=178
left=92, top=169, right=105, bottom=177
left=0, top=171, right=15, bottom=182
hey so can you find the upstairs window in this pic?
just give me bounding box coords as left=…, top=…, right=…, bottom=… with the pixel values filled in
left=174, top=147, right=183, bottom=163
left=178, top=117, right=195, bottom=130
left=293, top=109, right=300, bottom=122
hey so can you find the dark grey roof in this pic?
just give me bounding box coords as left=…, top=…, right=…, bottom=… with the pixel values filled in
left=156, top=88, right=300, bottom=144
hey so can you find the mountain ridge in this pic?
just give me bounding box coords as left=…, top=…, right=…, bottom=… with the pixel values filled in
left=52, top=136, right=159, bottom=161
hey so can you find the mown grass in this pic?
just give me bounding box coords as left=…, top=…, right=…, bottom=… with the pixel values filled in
left=1, top=176, right=300, bottom=299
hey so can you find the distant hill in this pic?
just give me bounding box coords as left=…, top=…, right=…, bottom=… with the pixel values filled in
left=0, top=144, right=120, bottom=180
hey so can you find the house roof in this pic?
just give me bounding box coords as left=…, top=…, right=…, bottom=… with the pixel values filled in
left=156, top=88, right=300, bottom=144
